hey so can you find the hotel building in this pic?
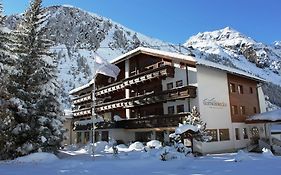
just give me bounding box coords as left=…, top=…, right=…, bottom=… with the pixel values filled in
left=69, top=47, right=266, bottom=154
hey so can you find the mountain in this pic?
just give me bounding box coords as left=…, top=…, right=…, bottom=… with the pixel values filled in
left=5, top=5, right=186, bottom=108
left=5, top=6, right=281, bottom=110
left=185, top=27, right=281, bottom=108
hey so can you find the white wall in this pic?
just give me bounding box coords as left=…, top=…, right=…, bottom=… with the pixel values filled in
left=232, top=123, right=250, bottom=149
left=196, top=65, right=235, bottom=153
left=257, top=85, right=266, bottom=113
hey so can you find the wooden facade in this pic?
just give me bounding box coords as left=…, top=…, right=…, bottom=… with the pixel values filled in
left=227, top=74, right=260, bottom=123
left=70, top=50, right=197, bottom=130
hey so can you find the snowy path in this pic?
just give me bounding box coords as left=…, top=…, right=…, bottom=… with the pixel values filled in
left=1, top=151, right=281, bottom=175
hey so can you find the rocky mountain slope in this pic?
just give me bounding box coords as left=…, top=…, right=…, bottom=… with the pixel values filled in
left=185, top=27, right=281, bottom=108
left=5, top=6, right=281, bottom=109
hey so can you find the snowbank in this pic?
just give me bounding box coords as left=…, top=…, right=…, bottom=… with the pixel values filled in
left=13, top=152, right=58, bottom=163
left=262, top=148, right=274, bottom=158
left=234, top=150, right=251, bottom=162
left=129, top=142, right=144, bottom=151
left=146, top=140, right=162, bottom=149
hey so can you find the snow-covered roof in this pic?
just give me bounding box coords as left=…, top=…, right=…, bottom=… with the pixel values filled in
left=70, top=47, right=264, bottom=95
left=69, top=79, right=94, bottom=95
left=196, top=59, right=265, bottom=82
left=247, top=109, right=281, bottom=122
left=110, top=47, right=196, bottom=64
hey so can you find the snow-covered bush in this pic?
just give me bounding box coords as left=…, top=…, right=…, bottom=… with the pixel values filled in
left=146, top=140, right=162, bottom=149
left=129, top=142, right=144, bottom=151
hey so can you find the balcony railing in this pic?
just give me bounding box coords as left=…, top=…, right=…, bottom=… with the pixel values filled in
left=117, top=114, right=187, bottom=129
left=72, top=93, right=92, bottom=105
left=73, top=113, right=188, bottom=131
left=95, top=85, right=196, bottom=112
left=96, top=64, right=175, bottom=97
left=72, top=107, right=92, bottom=117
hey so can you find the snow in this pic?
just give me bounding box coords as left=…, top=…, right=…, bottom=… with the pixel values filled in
left=247, top=109, right=281, bottom=121
left=2, top=146, right=281, bottom=175
left=174, top=123, right=199, bottom=135
left=128, top=142, right=145, bottom=151
left=12, top=152, right=58, bottom=163
left=146, top=140, right=162, bottom=149
left=110, top=47, right=196, bottom=64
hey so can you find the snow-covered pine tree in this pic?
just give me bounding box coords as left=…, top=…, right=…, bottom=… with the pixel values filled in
left=6, top=0, right=63, bottom=157
left=0, top=1, right=21, bottom=160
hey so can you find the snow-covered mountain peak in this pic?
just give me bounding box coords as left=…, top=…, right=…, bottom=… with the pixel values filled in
left=187, top=27, right=256, bottom=49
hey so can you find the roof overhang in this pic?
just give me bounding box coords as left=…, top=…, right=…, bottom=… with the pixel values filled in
left=110, top=47, right=196, bottom=67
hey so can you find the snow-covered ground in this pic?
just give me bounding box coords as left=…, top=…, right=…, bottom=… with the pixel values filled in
left=1, top=141, right=281, bottom=175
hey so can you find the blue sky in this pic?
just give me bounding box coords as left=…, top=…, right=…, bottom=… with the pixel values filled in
left=2, top=0, right=281, bottom=44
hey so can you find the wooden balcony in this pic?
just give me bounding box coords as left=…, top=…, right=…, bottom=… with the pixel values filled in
left=72, top=93, right=92, bottom=105
left=73, top=121, right=116, bottom=131
left=96, top=64, right=175, bottom=97
left=73, top=114, right=188, bottom=131
left=117, top=114, right=187, bottom=129
left=95, top=85, right=197, bottom=112
left=72, top=107, right=92, bottom=117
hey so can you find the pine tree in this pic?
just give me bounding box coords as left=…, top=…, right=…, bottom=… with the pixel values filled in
left=5, top=0, right=63, bottom=158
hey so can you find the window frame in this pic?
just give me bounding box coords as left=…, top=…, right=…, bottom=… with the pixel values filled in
left=231, top=105, right=238, bottom=115
left=235, top=128, right=240, bottom=140
left=168, top=106, right=175, bottom=114
left=238, top=85, right=243, bottom=94
left=176, top=80, right=183, bottom=87
left=167, top=82, right=173, bottom=90
left=219, top=129, right=230, bottom=141
left=176, top=104, right=185, bottom=113
left=229, top=83, right=236, bottom=93
left=206, top=129, right=218, bottom=142
left=243, top=128, right=248, bottom=139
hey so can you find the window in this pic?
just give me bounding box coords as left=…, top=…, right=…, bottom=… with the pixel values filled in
left=101, top=131, right=109, bottom=142
left=249, top=87, right=253, bottom=94
left=176, top=80, right=183, bottom=87
left=77, top=132, right=82, bottom=143
left=253, top=107, right=257, bottom=113
left=243, top=128, right=248, bottom=139
left=240, top=106, right=246, bottom=115
left=176, top=104, right=185, bottom=113
left=231, top=105, right=238, bottom=115
left=235, top=128, right=240, bottom=140
left=168, top=106, right=175, bottom=114
left=238, top=85, right=243, bottom=94
left=156, top=131, right=164, bottom=142
left=84, top=131, right=90, bottom=144
left=206, top=129, right=218, bottom=142
left=229, top=83, right=236, bottom=93
left=135, top=132, right=151, bottom=142
left=167, top=82, right=173, bottom=90
left=95, top=131, right=99, bottom=142
left=219, top=129, right=230, bottom=141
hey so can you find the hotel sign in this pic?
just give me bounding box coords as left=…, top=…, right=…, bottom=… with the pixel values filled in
left=203, top=98, right=227, bottom=108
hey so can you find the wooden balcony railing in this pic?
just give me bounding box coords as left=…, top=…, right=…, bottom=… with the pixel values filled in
left=73, top=114, right=188, bottom=131
left=72, top=107, right=92, bottom=117
left=117, top=114, right=187, bottom=129
left=95, top=64, right=175, bottom=97
left=95, top=85, right=196, bottom=112
left=72, top=93, right=92, bottom=105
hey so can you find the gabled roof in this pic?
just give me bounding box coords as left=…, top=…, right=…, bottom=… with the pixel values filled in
left=69, top=47, right=264, bottom=94
left=110, top=47, right=196, bottom=66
